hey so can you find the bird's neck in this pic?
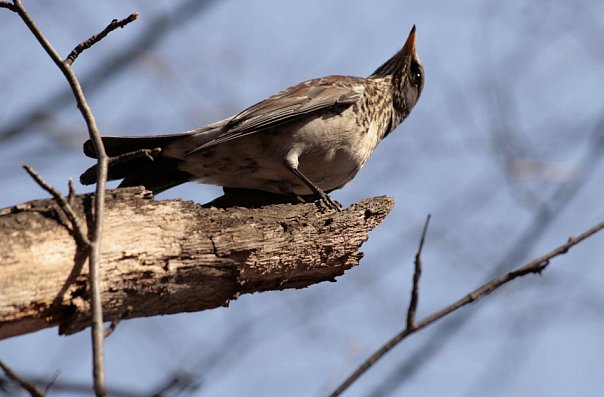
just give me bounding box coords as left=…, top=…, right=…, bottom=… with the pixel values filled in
left=370, top=75, right=409, bottom=140
left=390, top=74, right=411, bottom=126
left=369, top=47, right=414, bottom=127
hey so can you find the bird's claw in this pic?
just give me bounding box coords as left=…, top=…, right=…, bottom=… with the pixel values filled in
left=318, top=192, right=342, bottom=212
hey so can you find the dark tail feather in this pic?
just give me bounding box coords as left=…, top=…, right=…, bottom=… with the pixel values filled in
left=80, top=135, right=193, bottom=194
left=82, top=134, right=190, bottom=158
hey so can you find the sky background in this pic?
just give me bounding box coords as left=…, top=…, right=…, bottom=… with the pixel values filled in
left=1, top=1, right=604, bottom=396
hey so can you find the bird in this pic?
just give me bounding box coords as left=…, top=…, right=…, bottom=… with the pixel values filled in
left=81, top=26, right=424, bottom=210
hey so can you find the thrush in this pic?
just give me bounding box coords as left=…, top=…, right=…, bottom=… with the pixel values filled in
left=81, top=26, right=424, bottom=210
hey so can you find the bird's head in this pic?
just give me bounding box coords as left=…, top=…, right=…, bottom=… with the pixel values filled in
left=370, top=25, right=424, bottom=125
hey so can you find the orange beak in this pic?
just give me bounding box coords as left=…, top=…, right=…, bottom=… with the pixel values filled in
left=403, top=25, right=417, bottom=57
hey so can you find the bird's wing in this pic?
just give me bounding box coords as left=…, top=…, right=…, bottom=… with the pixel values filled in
left=186, top=76, right=365, bottom=155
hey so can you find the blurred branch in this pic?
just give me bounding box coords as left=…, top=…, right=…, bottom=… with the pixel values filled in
left=0, top=0, right=220, bottom=143
left=330, top=217, right=604, bottom=397
left=0, top=188, right=393, bottom=339
left=0, top=359, right=44, bottom=397
left=0, top=2, right=17, bottom=11
left=148, top=373, right=200, bottom=397
left=0, top=372, right=199, bottom=397
left=368, top=51, right=604, bottom=397
left=3, top=375, right=145, bottom=397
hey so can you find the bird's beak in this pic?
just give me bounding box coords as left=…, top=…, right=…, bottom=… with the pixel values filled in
left=402, top=25, right=416, bottom=57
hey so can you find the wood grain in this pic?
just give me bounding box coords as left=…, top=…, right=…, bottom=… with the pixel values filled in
left=0, top=187, right=393, bottom=339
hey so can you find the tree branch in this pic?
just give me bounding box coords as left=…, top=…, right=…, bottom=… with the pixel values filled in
left=0, top=359, right=44, bottom=397
left=0, top=1, right=17, bottom=11
left=329, top=217, right=604, bottom=397
left=6, top=2, right=139, bottom=395
left=0, top=0, right=217, bottom=144
left=22, top=165, right=90, bottom=246
left=406, top=214, right=430, bottom=329
left=64, top=13, right=139, bottom=65
left=0, top=189, right=394, bottom=339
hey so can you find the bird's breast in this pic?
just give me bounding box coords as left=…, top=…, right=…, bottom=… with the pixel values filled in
left=290, top=109, right=382, bottom=191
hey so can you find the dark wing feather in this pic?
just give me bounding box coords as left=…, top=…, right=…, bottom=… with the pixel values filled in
left=187, top=76, right=364, bottom=155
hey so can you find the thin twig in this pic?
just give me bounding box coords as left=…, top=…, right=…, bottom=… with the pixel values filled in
left=104, top=305, right=132, bottom=338
left=22, top=165, right=90, bottom=246
left=11, top=1, right=138, bottom=396
left=0, top=359, right=45, bottom=397
left=0, top=1, right=17, bottom=11
left=104, top=320, right=120, bottom=339
left=406, top=214, right=430, bottom=329
left=43, top=369, right=61, bottom=395
left=368, top=115, right=604, bottom=397
left=80, top=147, right=161, bottom=185
left=329, top=219, right=604, bottom=397
left=64, top=13, right=139, bottom=65
left=149, top=373, right=198, bottom=397
left=17, top=377, right=148, bottom=397
left=68, top=177, right=77, bottom=205
left=1, top=0, right=216, bottom=145
left=110, top=147, right=161, bottom=163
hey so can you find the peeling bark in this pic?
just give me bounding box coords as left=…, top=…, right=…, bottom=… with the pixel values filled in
left=0, top=187, right=393, bottom=339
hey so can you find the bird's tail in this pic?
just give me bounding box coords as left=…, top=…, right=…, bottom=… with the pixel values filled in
left=80, top=133, right=194, bottom=194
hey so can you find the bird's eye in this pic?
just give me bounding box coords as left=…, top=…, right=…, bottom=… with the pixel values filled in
left=409, top=63, right=422, bottom=86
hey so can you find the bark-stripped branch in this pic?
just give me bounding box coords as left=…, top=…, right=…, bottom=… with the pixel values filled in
left=0, top=188, right=394, bottom=339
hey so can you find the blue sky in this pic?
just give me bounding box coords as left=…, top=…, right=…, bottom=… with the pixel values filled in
left=1, top=1, right=604, bottom=396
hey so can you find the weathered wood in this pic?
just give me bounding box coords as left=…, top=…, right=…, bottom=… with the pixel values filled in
left=0, top=187, right=393, bottom=339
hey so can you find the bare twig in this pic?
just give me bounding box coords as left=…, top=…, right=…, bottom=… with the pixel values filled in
left=43, top=370, right=61, bottom=395
left=0, top=1, right=17, bottom=11
left=1, top=0, right=217, bottom=145
left=80, top=147, right=161, bottom=185
left=22, top=165, right=90, bottom=246
left=24, top=377, right=148, bottom=397
left=406, top=214, right=430, bottom=329
left=111, top=147, right=161, bottom=163
left=0, top=359, right=45, bottom=397
left=149, top=373, right=199, bottom=397
left=103, top=320, right=120, bottom=339
left=368, top=112, right=604, bottom=397
left=329, top=219, right=604, bottom=397
left=68, top=177, right=77, bottom=205
left=104, top=306, right=132, bottom=338
left=65, top=13, right=139, bottom=65
left=8, top=1, right=138, bottom=395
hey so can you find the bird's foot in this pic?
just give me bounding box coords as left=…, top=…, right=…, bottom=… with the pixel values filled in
left=316, top=191, right=342, bottom=212
left=286, top=166, right=342, bottom=211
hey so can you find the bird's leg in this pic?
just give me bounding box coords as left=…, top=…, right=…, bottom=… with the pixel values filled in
left=284, top=162, right=342, bottom=211
left=289, top=191, right=307, bottom=204
left=275, top=183, right=307, bottom=204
